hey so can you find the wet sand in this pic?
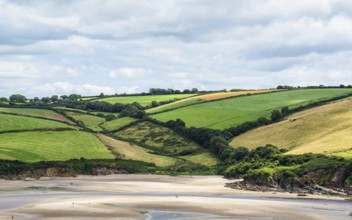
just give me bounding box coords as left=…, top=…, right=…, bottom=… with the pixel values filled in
left=0, top=175, right=351, bottom=219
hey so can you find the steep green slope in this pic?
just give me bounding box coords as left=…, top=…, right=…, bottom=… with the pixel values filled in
left=152, top=89, right=352, bottom=130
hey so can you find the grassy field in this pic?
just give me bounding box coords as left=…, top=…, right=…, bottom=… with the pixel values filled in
left=230, top=99, right=352, bottom=158
left=180, top=152, right=219, bottom=166
left=54, top=107, right=119, bottom=117
left=115, top=121, right=200, bottom=155
left=0, top=114, right=72, bottom=132
left=0, top=107, right=74, bottom=124
left=94, top=94, right=196, bottom=106
left=98, top=134, right=177, bottom=167
left=64, top=111, right=106, bottom=131
left=0, top=131, right=114, bottom=162
left=152, top=89, right=352, bottom=130
left=101, top=117, right=138, bottom=131
left=146, top=90, right=275, bottom=114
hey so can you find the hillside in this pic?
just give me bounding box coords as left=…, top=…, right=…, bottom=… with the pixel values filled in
left=151, top=88, right=352, bottom=130
left=115, top=121, right=201, bottom=156
left=230, top=99, right=352, bottom=157
left=91, top=94, right=196, bottom=106
left=146, top=89, right=275, bottom=114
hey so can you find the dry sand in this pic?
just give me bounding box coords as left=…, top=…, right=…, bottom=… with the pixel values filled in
left=0, top=175, right=351, bottom=219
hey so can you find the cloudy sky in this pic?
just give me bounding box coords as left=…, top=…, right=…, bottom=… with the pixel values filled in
left=1, top=0, right=352, bottom=97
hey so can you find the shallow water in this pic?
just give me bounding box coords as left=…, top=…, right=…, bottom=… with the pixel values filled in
left=146, top=210, right=222, bottom=220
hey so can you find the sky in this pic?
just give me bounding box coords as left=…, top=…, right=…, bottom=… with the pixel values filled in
left=1, top=0, right=352, bottom=97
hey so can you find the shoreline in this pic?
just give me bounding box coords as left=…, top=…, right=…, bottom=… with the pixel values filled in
left=0, top=174, right=351, bottom=219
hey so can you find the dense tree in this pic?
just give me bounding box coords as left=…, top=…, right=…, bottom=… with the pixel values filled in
left=41, top=97, right=51, bottom=104
left=9, top=94, right=27, bottom=103
left=281, top=106, right=290, bottom=116
left=60, top=95, right=68, bottom=100
left=0, top=97, right=8, bottom=102
left=50, top=95, right=59, bottom=103
left=270, top=110, right=282, bottom=122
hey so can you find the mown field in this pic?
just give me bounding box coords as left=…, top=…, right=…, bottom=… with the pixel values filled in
left=115, top=121, right=200, bottom=155
left=152, top=89, right=352, bottom=130
left=0, top=131, right=115, bottom=162
left=93, top=94, right=196, bottom=106
left=64, top=111, right=106, bottom=131
left=146, top=89, right=275, bottom=114
left=101, top=117, right=138, bottom=131
left=98, top=134, right=177, bottom=167
left=230, top=99, right=352, bottom=158
left=0, top=107, right=74, bottom=124
left=180, top=152, right=219, bottom=166
left=0, top=114, right=73, bottom=132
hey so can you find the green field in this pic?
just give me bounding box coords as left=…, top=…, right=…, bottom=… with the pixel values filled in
left=94, top=94, right=196, bottom=106
left=0, top=131, right=114, bottom=162
left=98, top=134, right=177, bottom=167
left=64, top=111, right=106, bottom=131
left=146, top=90, right=275, bottom=114
left=146, top=99, right=204, bottom=114
left=0, top=107, right=74, bottom=124
left=101, top=117, right=138, bottom=131
left=115, top=121, right=200, bottom=155
left=0, top=114, right=72, bottom=132
left=230, top=99, right=352, bottom=158
left=152, top=89, right=352, bottom=130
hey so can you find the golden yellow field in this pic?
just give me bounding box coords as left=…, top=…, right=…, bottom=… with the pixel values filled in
left=230, top=99, right=352, bottom=157
left=193, top=89, right=276, bottom=101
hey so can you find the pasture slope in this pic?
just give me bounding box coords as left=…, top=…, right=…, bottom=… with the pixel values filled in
left=151, top=88, right=352, bottom=130
left=230, top=98, right=352, bottom=158
left=101, top=117, right=138, bottom=131
left=93, top=94, right=196, bottom=106
left=98, top=134, right=177, bottom=167
left=0, top=131, right=114, bottom=162
left=115, top=121, right=201, bottom=155
left=146, top=89, right=275, bottom=114
left=64, top=111, right=106, bottom=131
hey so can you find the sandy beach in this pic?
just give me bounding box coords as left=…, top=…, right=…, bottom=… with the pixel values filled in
left=0, top=175, right=351, bottom=219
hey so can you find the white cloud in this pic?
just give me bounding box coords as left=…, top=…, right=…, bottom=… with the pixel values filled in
left=109, top=68, right=151, bottom=79
left=1, top=0, right=352, bottom=97
left=34, top=82, right=119, bottom=96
